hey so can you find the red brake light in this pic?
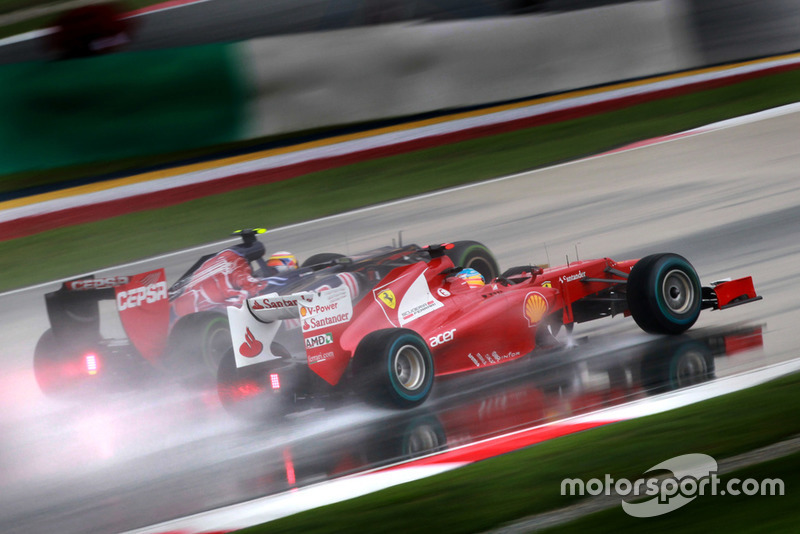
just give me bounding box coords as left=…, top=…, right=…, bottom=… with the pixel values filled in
left=84, top=353, right=99, bottom=375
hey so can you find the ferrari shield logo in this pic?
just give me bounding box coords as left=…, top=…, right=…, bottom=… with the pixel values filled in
left=524, top=292, right=548, bottom=326
left=377, top=289, right=397, bottom=309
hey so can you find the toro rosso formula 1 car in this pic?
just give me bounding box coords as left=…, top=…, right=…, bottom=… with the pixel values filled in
left=219, top=246, right=761, bottom=415
left=34, top=230, right=499, bottom=395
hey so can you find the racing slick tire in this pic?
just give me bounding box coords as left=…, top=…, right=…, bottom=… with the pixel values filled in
left=446, top=241, right=500, bottom=281
left=301, top=253, right=345, bottom=269
left=217, top=343, right=293, bottom=420
left=627, top=253, right=702, bottom=335
left=353, top=329, right=434, bottom=409
left=166, top=312, right=231, bottom=387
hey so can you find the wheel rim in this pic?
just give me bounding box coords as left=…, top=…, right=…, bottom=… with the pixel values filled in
left=661, top=269, right=694, bottom=314
left=394, top=344, right=426, bottom=391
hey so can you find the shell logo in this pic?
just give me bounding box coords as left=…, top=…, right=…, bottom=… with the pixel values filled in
left=524, top=292, right=548, bottom=326
left=300, top=306, right=308, bottom=317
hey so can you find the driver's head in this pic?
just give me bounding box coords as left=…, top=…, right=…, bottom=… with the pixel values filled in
left=266, top=251, right=298, bottom=272
left=456, top=267, right=485, bottom=288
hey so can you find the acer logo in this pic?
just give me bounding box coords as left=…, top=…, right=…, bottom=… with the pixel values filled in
left=239, top=327, right=263, bottom=358
left=429, top=329, right=456, bottom=347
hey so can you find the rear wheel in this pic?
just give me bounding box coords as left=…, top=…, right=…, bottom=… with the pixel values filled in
left=353, top=329, right=434, bottom=408
left=33, top=329, right=70, bottom=395
left=217, top=343, right=293, bottom=420
left=301, top=252, right=345, bottom=269
left=445, top=241, right=500, bottom=281
left=627, top=253, right=702, bottom=335
left=166, top=312, right=231, bottom=387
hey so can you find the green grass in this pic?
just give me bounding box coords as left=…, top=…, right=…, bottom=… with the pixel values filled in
left=238, top=371, right=800, bottom=534
left=3, top=68, right=800, bottom=292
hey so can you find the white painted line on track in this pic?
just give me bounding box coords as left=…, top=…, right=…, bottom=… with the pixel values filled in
left=0, top=0, right=213, bottom=48
left=0, top=28, right=54, bottom=47
left=125, top=464, right=462, bottom=534
left=126, top=356, right=800, bottom=534
left=4, top=55, right=800, bottom=224
left=575, top=357, right=800, bottom=422
left=5, top=100, right=800, bottom=298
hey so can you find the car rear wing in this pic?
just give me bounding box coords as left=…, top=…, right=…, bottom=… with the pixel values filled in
left=702, top=276, right=762, bottom=310
left=44, top=269, right=169, bottom=363
left=227, top=286, right=354, bottom=385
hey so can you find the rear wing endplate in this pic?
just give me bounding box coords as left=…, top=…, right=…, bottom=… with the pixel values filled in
left=227, top=287, right=354, bottom=384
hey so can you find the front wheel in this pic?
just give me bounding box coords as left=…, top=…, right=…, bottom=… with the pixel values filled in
left=626, top=253, right=702, bottom=335
left=353, top=329, right=434, bottom=409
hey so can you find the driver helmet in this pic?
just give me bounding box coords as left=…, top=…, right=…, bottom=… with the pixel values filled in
left=266, top=251, right=298, bottom=272
left=456, top=267, right=485, bottom=288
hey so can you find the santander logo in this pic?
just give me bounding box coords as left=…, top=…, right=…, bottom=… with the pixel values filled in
left=239, top=327, right=263, bottom=358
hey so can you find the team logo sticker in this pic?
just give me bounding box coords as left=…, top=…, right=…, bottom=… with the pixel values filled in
left=239, top=327, right=264, bottom=358
left=524, top=292, right=548, bottom=326
left=377, top=289, right=397, bottom=309
left=305, top=332, right=334, bottom=350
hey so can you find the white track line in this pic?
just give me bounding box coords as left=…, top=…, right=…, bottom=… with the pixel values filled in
left=4, top=54, right=800, bottom=224
left=125, top=357, right=800, bottom=534
left=5, top=100, right=800, bottom=297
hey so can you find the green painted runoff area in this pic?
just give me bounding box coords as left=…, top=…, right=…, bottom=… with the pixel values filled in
left=1, top=68, right=800, bottom=292
left=240, top=370, right=800, bottom=534
left=0, top=43, right=245, bottom=175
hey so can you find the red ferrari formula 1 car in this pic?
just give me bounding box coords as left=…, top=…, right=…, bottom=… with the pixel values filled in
left=219, top=246, right=761, bottom=415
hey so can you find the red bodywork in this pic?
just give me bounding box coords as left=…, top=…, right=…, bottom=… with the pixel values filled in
left=305, top=255, right=636, bottom=385
left=301, top=253, right=758, bottom=387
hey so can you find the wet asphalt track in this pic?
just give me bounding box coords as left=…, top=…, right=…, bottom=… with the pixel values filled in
left=1, top=109, right=799, bottom=533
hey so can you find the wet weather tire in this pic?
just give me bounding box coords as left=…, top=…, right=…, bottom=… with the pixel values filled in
left=33, top=329, right=68, bottom=396
left=445, top=241, right=500, bottom=282
left=353, top=329, right=434, bottom=409
left=216, top=343, right=292, bottom=420
left=627, top=253, right=702, bottom=335
left=166, top=312, right=231, bottom=387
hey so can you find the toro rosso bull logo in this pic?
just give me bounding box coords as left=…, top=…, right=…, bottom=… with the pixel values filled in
left=524, top=292, right=548, bottom=326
